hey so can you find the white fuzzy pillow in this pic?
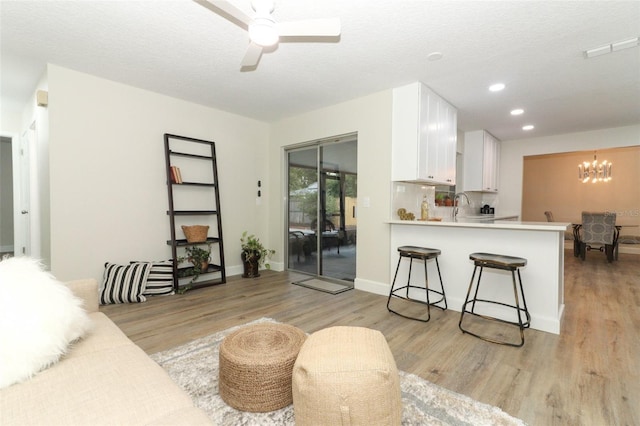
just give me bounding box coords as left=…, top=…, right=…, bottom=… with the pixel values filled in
left=0, top=257, right=93, bottom=389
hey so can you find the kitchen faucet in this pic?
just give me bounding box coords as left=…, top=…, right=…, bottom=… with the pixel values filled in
left=452, top=192, right=470, bottom=220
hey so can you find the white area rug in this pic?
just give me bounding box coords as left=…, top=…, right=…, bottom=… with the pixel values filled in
left=151, top=318, right=526, bottom=425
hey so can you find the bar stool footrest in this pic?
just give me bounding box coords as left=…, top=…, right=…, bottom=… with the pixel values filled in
left=459, top=303, right=531, bottom=347
left=461, top=299, right=531, bottom=328
left=389, top=285, right=447, bottom=309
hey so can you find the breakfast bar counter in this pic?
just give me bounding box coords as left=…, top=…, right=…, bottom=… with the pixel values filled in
left=388, top=219, right=570, bottom=334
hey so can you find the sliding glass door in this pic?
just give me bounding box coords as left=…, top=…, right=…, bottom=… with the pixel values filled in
left=286, top=136, right=357, bottom=282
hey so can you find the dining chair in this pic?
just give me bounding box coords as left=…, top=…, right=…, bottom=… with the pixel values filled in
left=576, top=212, right=618, bottom=262
left=544, top=210, right=574, bottom=242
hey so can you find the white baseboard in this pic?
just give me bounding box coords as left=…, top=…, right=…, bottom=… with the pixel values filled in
left=226, top=261, right=284, bottom=279
left=270, top=261, right=285, bottom=272
left=619, top=245, right=640, bottom=254
left=354, top=278, right=389, bottom=296
left=0, top=245, right=14, bottom=252
left=226, top=265, right=243, bottom=277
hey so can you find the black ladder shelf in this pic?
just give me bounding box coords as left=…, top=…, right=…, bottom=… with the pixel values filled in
left=164, top=133, right=226, bottom=291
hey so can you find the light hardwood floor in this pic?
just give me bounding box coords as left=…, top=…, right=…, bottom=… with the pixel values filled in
left=101, top=250, right=640, bottom=425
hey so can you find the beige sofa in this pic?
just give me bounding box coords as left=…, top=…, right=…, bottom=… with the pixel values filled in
left=1, top=279, right=213, bottom=425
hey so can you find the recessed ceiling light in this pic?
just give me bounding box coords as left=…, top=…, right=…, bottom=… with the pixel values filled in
left=489, top=83, right=505, bottom=92
left=427, top=52, right=443, bottom=61
left=511, top=108, right=524, bottom=115
left=522, top=125, right=535, bottom=131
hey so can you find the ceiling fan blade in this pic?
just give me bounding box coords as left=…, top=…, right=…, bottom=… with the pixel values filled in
left=276, top=18, right=341, bottom=37
left=241, top=42, right=263, bottom=67
left=193, top=0, right=253, bottom=29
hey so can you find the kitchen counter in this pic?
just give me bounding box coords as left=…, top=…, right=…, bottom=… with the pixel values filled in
left=388, top=217, right=570, bottom=232
left=388, top=219, right=567, bottom=334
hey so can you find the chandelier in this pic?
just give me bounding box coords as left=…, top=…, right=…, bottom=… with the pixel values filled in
left=578, top=152, right=612, bottom=183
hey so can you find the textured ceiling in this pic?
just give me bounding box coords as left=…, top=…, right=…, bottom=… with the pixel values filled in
left=1, top=0, right=639, bottom=141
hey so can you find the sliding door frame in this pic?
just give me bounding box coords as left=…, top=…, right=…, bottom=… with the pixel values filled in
left=284, top=132, right=357, bottom=281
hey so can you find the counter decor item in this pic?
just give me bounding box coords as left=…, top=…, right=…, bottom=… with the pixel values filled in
left=420, top=196, right=429, bottom=221
left=181, top=225, right=209, bottom=243
left=434, top=194, right=453, bottom=206
left=241, top=231, right=275, bottom=278
left=397, top=208, right=415, bottom=221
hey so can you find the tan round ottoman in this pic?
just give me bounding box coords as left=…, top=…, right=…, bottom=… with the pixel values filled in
left=218, top=322, right=306, bottom=412
left=292, top=326, right=402, bottom=425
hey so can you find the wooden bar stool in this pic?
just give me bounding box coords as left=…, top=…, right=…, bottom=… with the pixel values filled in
left=387, top=246, right=447, bottom=322
left=459, top=252, right=531, bottom=347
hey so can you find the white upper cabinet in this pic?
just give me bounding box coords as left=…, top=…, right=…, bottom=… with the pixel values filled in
left=463, top=130, right=501, bottom=192
left=392, top=82, right=457, bottom=186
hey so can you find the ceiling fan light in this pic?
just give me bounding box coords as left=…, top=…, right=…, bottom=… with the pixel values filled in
left=249, top=18, right=279, bottom=47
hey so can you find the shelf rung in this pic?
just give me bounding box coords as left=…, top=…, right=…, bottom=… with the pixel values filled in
left=169, top=150, right=213, bottom=160
left=173, top=182, right=216, bottom=187
left=167, top=210, right=218, bottom=215
left=177, top=279, right=226, bottom=290
left=177, top=264, right=222, bottom=273
left=166, top=237, right=221, bottom=246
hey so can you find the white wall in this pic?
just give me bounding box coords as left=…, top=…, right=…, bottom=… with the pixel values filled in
left=269, top=90, right=394, bottom=294
left=30, top=73, right=51, bottom=265
left=0, top=110, right=21, bottom=135
left=498, top=125, right=640, bottom=217
left=47, top=65, right=270, bottom=281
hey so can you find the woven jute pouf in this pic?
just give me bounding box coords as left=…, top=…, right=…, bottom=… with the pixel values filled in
left=219, top=322, right=306, bottom=412
left=292, top=326, right=402, bottom=426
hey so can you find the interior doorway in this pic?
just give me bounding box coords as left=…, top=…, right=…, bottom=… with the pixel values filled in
left=286, top=134, right=357, bottom=282
left=0, top=136, right=15, bottom=257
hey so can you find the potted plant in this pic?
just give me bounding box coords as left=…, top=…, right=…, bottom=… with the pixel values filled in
left=177, top=244, right=211, bottom=285
left=240, top=231, right=275, bottom=278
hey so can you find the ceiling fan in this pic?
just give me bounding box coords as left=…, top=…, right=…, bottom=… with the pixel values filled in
left=194, top=0, right=341, bottom=68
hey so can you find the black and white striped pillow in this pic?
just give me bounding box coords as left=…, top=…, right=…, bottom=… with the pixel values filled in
left=130, top=260, right=175, bottom=296
left=100, top=262, right=151, bottom=305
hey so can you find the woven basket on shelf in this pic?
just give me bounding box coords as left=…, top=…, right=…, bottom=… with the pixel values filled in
left=181, top=225, right=209, bottom=243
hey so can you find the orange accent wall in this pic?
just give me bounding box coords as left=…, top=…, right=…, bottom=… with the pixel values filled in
left=522, top=146, right=640, bottom=234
